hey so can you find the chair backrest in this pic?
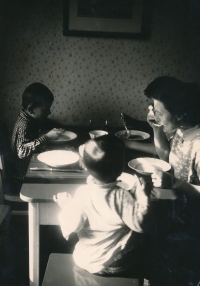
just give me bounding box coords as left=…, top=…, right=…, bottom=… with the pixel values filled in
left=42, top=253, right=142, bottom=286
left=0, top=152, right=5, bottom=204
left=0, top=149, right=28, bottom=215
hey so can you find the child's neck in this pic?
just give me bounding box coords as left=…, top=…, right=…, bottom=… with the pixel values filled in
left=24, top=109, right=35, bottom=119
left=91, top=176, right=116, bottom=186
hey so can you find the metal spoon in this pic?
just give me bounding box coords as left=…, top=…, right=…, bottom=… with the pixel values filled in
left=120, top=113, right=131, bottom=139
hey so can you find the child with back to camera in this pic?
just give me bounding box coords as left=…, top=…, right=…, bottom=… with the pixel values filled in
left=54, top=135, right=152, bottom=281
left=10, top=82, right=65, bottom=193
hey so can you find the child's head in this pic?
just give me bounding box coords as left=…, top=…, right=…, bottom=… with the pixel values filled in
left=83, top=135, right=125, bottom=183
left=22, top=82, right=54, bottom=121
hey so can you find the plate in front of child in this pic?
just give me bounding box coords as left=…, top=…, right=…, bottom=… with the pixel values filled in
left=37, top=150, right=79, bottom=167
left=53, top=131, right=77, bottom=144
left=115, top=130, right=150, bottom=141
left=128, top=157, right=171, bottom=176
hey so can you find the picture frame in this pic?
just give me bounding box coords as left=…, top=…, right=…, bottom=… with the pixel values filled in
left=63, top=0, right=148, bottom=39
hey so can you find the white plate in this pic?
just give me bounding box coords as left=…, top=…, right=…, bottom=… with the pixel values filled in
left=37, top=150, right=79, bottom=167
left=52, top=131, right=77, bottom=144
left=87, top=172, right=137, bottom=190
left=128, top=157, right=171, bottom=175
left=115, top=130, right=150, bottom=141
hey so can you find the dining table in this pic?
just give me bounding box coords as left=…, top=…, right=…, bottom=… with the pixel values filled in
left=20, top=126, right=176, bottom=286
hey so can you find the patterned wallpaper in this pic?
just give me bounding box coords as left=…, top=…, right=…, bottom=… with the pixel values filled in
left=0, top=0, right=199, bottom=136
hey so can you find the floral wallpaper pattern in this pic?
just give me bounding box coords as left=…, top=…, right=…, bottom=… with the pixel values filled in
left=0, top=0, right=199, bottom=136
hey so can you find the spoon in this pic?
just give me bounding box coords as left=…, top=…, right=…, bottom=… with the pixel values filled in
left=120, top=113, right=131, bottom=139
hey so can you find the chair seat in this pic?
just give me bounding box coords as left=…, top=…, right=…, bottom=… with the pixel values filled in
left=42, top=253, right=141, bottom=286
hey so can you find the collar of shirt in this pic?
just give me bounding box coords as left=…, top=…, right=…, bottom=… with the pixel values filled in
left=20, top=109, right=37, bottom=122
left=20, top=109, right=42, bottom=128
left=165, top=129, right=177, bottom=141
left=177, top=125, right=200, bottom=142
left=87, top=175, right=120, bottom=190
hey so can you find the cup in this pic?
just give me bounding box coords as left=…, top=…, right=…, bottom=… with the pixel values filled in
left=89, top=130, right=108, bottom=139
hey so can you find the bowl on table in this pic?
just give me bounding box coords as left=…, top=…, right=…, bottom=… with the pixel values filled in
left=37, top=150, right=79, bottom=168
left=89, top=130, right=108, bottom=139
left=128, top=157, right=171, bottom=176
left=115, top=130, right=150, bottom=141
left=51, top=130, right=77, bottom=144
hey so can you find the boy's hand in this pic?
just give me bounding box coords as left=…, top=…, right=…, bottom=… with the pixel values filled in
left=151, top=170, right=174, bottom=189
left=46, top=128, right=65, bottom=140
left=53, top=192, right=72, bottom=209
left=135, top=176, right=152, bottom=198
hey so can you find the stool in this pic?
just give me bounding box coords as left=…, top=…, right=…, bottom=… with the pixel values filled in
left=42, top=253, right=144, bottom=286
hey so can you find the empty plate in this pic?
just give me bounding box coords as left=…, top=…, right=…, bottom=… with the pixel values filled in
left=52, top=131, right=77, bottom=144
left=38, top=150, right=79, bottom=168
left=115, top=130, right=150, bottom=141
left=128, top=157, right=171, bottom=175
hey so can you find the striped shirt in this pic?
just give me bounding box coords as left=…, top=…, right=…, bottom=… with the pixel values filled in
left=11, top=110, right=50, bottom=180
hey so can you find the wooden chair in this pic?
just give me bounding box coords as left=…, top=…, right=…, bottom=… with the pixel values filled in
left=0, top=151, right=28, bottom=216
left=0, top=158, right=11, bottom=249
left=42, top=253, right=149, bottom=286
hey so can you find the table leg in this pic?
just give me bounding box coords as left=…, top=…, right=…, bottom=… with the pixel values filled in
left=29, top=203, right=40, bottom=286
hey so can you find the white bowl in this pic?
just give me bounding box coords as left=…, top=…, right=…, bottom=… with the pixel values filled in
left=37, top=150, right=79, bottom=168
left=89, top=130, right=108, bottom=139
left=115, top=130, right=150, bottom=141
left=52, top=131, right=77, bottom=144
left=128, top=157, right=171, bottom=176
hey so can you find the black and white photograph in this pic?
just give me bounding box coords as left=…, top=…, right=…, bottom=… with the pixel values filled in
left=0, top=0, right=200, bottom=285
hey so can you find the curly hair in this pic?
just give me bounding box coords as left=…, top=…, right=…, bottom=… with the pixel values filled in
left=144, top=76, right=200, bottom=126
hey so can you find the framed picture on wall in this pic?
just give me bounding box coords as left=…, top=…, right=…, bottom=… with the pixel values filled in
left=63, top=0, right=146, bottom=39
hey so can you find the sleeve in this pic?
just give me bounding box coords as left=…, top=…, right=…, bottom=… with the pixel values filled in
left=58, top=196, right=87, bottom=240
left=16, top=124, right=49, bottom=159
left=121, top=188, right=150, bottom=233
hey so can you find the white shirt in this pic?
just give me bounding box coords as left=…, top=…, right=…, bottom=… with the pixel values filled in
left=58, top=176, right=150, bottom=273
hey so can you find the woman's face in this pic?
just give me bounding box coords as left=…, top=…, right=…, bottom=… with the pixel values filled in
left=153, top=99, right=180, bottom=133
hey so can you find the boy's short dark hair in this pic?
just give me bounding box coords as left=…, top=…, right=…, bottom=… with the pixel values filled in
left=83, top=135, right=125, bottom=183
left=22, top=82, right=54, bottom=109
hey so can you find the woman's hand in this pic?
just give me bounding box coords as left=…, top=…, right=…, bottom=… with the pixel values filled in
left=151, top=169, right=175, bottom=189
left=53, top=192, right=72, bottom=209
left=46, top=128, right=65, bottom=140
left=147, top=112, right=156, bottom=128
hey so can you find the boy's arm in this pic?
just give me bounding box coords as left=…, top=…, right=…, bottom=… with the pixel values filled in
left=16, top=125, right=50, bottom=159
left=54, top=192, right=86, bottom=240
left=122, top=177, right=151, bottom=233
left=16, top=125, right=64, bottom=159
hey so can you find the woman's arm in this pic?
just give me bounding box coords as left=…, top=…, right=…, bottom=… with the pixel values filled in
left=152, top=170, right=200, bottom=198
left=174, top=178, right=200, bottom=198
left=124, top=125, right=170, bottom=160
left=124, top=139, right=156, bottom=155
left=153, top=125, right=170, bottom=161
